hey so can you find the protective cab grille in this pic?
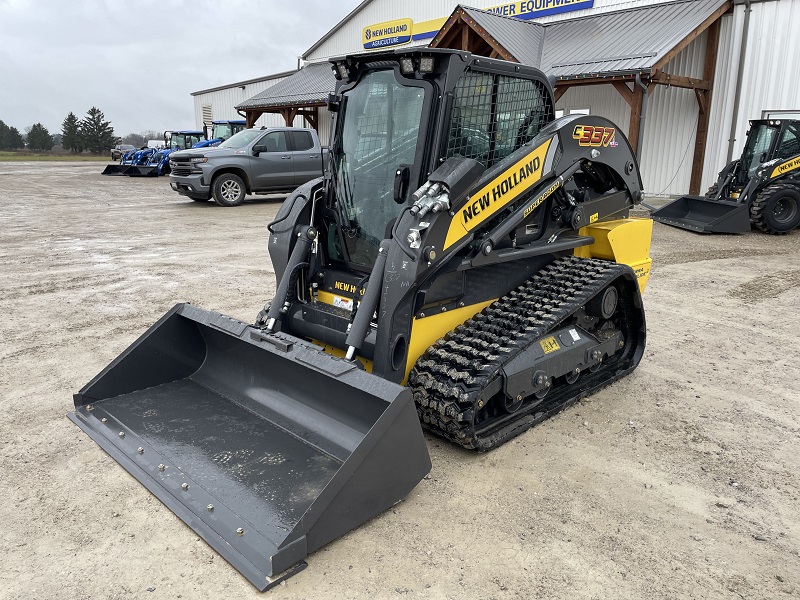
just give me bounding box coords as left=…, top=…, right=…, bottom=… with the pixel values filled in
left=444, top=69, right=554, bottom=169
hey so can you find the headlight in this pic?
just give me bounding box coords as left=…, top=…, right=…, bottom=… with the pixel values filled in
left=190, top=157, right=208, bottom=163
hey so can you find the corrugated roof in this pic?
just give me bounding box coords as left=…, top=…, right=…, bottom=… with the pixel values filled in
left=541, top=0, right=729, bottom=78
left=236, top=62, right=336, bottom=110
left=450, top=0, right=729, bottom=78
left=460, top=6, right=544, bottom=68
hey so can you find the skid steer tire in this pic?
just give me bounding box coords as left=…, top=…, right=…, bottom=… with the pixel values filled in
left=750, top=182, right=800, bottom=234
left=213, top=173, right=246, bottom=207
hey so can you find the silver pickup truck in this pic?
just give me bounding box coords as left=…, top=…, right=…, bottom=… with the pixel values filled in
left=168, top=127, right=328, bottom=206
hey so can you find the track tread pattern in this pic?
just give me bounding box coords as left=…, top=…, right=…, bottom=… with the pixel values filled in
left=409, top=256, right=644, bottom=450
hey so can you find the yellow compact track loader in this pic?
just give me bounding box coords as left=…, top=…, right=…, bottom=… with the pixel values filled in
left=70, top=48, right=653, bottom=590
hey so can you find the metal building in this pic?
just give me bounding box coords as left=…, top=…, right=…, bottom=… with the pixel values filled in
left=197, top=0, right=800, bottom=196
left=191, top=71, right=296, bottom=130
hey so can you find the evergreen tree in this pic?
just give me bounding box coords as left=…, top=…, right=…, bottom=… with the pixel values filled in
left=79, top=107, right=115, bottom=154
left=6, top=126, right=24, bottom=150
left=27, top=123, right=54, bottom=152
left=61, top=111, right=82, bottom=153
left=0, top=120, right=8, bottom=150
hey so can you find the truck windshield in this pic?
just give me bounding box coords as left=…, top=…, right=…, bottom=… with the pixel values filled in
left=219, top=129, right=263, bottom=149
left=331, top=69, right=426, bottom=268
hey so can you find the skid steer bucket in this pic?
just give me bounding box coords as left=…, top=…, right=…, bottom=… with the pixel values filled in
left=651, top=195, right=751, bottom=233
left=68, top=303, right=431, bottom=590
left=101, top=164, right=131, bottom=176
left=127, top=166, right=160, bottom=177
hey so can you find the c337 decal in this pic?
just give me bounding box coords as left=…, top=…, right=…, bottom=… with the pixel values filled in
left=443, top=137, right=553, bottom=250
left=573, top=125, right=616, bottom=148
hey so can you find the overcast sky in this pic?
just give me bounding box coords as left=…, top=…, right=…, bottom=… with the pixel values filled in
left=0, top=0, right=362, bottom=136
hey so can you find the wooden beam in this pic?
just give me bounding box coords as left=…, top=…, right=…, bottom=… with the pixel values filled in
left=651, top=71, right=711, bottom=90
left=652, top=1, right=730, bottom=71
left=553, top=86, right=568, bottom=103
left=245, top=110, right=263, bottom=128
left=628, top=83, right=644, bottom=156
left=556, top=75, right=636, bottom=87
left=612, top=82, right=634, bottom=107
left=430, top=8, right=516, bottom=61
left=689, top=18, right=720, bottom=195
left=462, top=21, right=470, bottom=49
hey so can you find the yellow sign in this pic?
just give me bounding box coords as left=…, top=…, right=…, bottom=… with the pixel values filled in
left=362, top=18, right=413, bottom=49
left=443, top=137, right=553, bottom=250
left=539, top=336, right=561, bottom=354
left=771, top=155, right=800, bottom=179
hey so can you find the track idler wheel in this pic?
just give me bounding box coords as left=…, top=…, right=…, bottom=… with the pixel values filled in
left=587, top=285, right=618, bottom=319
left=564, top=367, right=580, bottom=384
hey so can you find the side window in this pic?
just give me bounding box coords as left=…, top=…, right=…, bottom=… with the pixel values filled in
left=259, top=131, right=288, bottom=153
left=289, top=131, right=314, bottom=151
left=776, top=124, right=800, bottom=159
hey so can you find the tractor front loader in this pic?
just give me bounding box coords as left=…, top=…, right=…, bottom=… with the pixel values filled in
left=652, top=118, right=800, bottom=233
left=70, top=48, right=653, bottom=590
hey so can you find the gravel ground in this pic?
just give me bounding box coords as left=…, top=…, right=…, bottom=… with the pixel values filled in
left=1, top=162, right=799, bottom=600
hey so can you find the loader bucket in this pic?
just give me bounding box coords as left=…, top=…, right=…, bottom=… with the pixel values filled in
left=651, top=195, right=751, bottom=233
left=101, top=164, right=131, bottom=176
left=127, top=166, right=160, bottom=177
left=68, top=303, right=431, bottom=590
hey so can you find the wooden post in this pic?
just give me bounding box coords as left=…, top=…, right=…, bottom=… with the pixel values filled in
left=628, top=83, right=643, bottom=156
left=246, top=110, right=263, bottom=128
left=689, top=19, right=720, bottom=195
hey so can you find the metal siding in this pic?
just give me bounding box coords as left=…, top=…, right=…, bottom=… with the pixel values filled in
left=701, top=11, right=739, bottom=192
left=704, top=0, right=800, bottom=192
left=305, top=0, right=679, bottom=62
left=192, top=75, right=289, bottom=130
left=556, top=83, right=631, bottom=135
left=639, top=31, right=707, bottom=196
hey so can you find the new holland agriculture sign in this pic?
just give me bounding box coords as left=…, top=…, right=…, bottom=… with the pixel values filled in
left=362, top=0, right=594, bottom=50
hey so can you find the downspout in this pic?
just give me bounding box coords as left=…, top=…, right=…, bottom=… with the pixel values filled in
left=635, top=73, right=649, bottom=163
left=726, top=0, right=752, bottom=163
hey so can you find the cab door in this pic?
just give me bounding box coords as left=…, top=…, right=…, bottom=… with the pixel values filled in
left=251, top=130, right=294, bottom=190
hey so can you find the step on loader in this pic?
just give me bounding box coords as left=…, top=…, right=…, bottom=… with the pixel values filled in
left=652, top=118, right=800, bottom=233
left=71, top=48, right=654, bottom=590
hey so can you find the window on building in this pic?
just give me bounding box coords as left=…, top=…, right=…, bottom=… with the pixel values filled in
left=569, top=108, right=590, bottom=115
left=763, top=110, right=800, bottom=120
left=555, top=109, right=565, bottom=118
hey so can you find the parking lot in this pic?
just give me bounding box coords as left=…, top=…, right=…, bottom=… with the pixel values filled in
left=1, top=161, right=799, bottom=599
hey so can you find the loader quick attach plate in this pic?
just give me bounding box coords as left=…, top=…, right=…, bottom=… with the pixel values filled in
left=69, top=303, right=431, bottom=591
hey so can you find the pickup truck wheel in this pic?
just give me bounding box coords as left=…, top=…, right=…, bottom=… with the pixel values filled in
left=213, top=174, right=246, bottom=207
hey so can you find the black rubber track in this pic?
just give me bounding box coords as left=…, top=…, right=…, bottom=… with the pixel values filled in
left=409, top=256, right=646, bottom=450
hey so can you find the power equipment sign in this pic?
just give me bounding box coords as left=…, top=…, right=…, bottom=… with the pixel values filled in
left=444, top=137, right=553, bottom=250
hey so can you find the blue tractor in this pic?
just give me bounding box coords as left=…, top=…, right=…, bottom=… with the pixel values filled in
left=198, top=120, right=247, bottom=147
left=126, top=130, right=207, bottom=177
